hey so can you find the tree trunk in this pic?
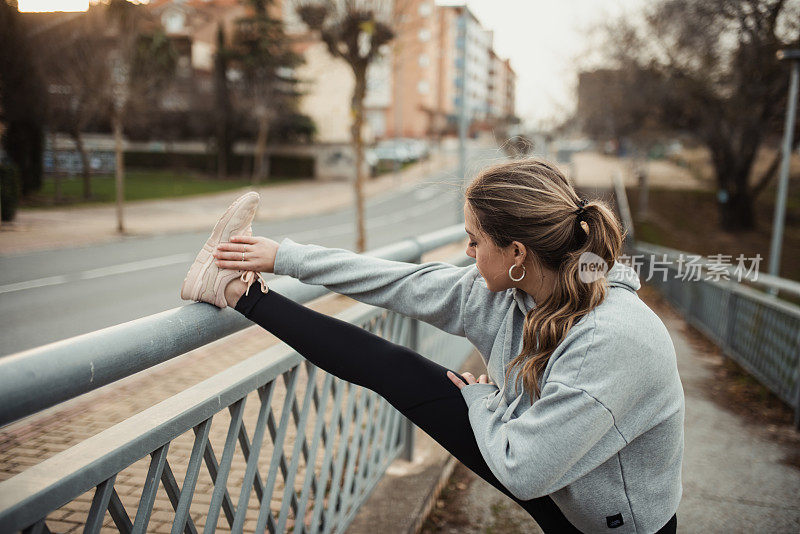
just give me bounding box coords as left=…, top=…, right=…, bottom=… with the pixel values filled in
left=351, top=72, right=367, bottom=252
left=720, top=189, right=756, bottom=232
left=214, top=23, right=232, bottom=181
left=113, top=111, right=125, bottom=234
left=71, top=128, right=92, bottom=199
left=216, top=134, right=227, bottom=180
left=710, top=136, right=758, bottom=232
left=48, top=131, right=62, bottom=204
left=252, top=109, right=269, bottom=185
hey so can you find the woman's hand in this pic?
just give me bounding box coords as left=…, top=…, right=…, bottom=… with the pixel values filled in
left=214, top=235, right=280, bottom=273
left=446, top=371, right=494, bottom=390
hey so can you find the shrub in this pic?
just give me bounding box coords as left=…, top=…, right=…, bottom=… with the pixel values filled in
left=0, top=164, right=21, bottom=222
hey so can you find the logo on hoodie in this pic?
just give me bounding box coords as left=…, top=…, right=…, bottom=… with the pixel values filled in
left=606, top=513, right=624, bottom=528
left=577, top=252, right=609, bottom=283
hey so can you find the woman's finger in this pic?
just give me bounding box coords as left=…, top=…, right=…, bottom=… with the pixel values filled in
left=478, top=374, right=488, bottom=384
left=215, top=259, right=251, bottom=269
left=446, top=371, right=466, bottom=390
left=214, top=250, right=258, bottom=260
left=460, top=372, right=476, bottom=385
left=230, top=235, right=258, bottom=243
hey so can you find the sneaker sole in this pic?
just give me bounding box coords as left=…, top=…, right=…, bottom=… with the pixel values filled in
left=180, top=192, right=260, bottom=302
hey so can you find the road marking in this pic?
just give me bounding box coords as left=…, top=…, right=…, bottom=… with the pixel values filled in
left=413, top=187, right=438, bottom=201
left=0, top=253, right=194, bottom=295
left=1, top=193, right=455, bottom=295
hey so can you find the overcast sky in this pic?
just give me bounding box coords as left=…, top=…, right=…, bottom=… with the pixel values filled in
left=459, top=0, right=647, bottom=128
left=21, top=0, right=648, bottom=127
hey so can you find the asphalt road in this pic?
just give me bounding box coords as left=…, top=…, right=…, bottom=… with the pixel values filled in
left=0, top=145, right=503, bottom=357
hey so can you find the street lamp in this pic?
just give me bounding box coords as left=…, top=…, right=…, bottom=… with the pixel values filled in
left=767, top=49, right=799, bottom=295
left=455, top=6, right=468, bottom=223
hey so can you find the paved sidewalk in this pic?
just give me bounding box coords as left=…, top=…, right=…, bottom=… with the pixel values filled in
left=418, top=285, right=800, bottom=533
left=0, top=152, right=456, bottom=255
left=569, top=151, right=709, bottom=191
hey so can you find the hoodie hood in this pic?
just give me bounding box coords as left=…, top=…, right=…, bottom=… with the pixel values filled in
left=512, top=259, right=641, bottom=315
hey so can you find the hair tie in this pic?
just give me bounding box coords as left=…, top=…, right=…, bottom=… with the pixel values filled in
left=574, top=198, right=589, bottom=221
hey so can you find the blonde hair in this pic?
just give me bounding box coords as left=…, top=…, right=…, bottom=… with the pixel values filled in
left=465, top=157, right=625, bottom=401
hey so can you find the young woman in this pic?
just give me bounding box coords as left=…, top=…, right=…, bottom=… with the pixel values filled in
left=182, top=158, right=684, bottom=533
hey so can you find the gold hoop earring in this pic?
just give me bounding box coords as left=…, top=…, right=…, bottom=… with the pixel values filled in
left=508, top=264, right=526, bottom=282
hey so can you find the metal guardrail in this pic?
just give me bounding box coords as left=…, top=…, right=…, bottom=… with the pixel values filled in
left=634, top=241, right=800, bottom=300
left=0, top=226, right=475, bottom=533
left=610, top=179, right=800, bottom=428
left=629, top=244, right=800, bottom=428
left=0, top=225, right=469, bottom=428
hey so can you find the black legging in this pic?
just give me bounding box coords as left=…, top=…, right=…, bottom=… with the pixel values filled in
left=233, top=287, right=678, bottom=534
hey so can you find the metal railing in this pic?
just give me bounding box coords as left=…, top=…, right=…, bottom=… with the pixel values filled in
left=611, top=176, right=800, bottom=428
left=0, top=225, right=475, bottom=533
left=628, top=242, right=800, bottom=427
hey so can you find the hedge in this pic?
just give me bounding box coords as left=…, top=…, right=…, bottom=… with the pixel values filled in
left=123, top=152, right=314, bottom=178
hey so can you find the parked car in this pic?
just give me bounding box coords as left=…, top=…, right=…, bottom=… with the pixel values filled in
left=373, top=141, right=413, bottom=164
left=397, top=138, right=430, bottom=161
left=364, top=148, right=378, bottom=176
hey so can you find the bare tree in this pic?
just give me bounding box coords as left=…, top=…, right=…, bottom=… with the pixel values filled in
left=103, top=0, right=176, bottom=233
left=231, top=0, right=302, bottom=185
left=214, top=23, right=235, bottom=180
left=295, top=0, right=397, bottom=252
left=39, top=7, right=110, bottom=200
left=0, top=0, right=46, bottom=198
left=585, top=0, right=800, bottom=231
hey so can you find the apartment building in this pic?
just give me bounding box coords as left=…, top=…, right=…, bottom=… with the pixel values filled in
left=488, top=51, right=517, bottom=122
left=148, top=0, right=252, bottom=73
left=385, top=0, right=440, bottom=139
left=502, top=58, right=516, bottom=119
left=385, top=2, right=517, bottom=139
left=142, top=0, right=516, bottom=143
left=282, top=0, right=392, bottom=144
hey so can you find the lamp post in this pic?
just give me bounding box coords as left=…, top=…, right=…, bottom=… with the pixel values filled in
left=455, top=6, right=468, bottom=223
left=767, top=49, right=799, bottom=295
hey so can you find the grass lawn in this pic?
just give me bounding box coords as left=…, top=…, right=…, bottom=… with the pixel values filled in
left=19, top=170, right=303, bottom=209
left=625, top=144, right=800, bottom=287
left=625, top=178, right=800, bottom=290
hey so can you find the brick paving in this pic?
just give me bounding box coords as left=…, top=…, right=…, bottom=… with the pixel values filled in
left=0, top=241, right=467, bottom=533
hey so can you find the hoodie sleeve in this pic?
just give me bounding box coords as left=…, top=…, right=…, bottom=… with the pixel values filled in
left=460, top=379, right=622, bottom=501
left=273, top=237, right=479, bottom=337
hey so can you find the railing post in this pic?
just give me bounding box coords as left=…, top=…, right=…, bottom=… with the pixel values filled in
left=399, top=317, right=419, bottom=462
left=400, top=254, right=423, bottom=461
left=795, top=326, right=800, bottom=430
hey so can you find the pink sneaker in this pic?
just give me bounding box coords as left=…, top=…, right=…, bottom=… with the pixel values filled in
left=180, top=191, right=268, bottom=308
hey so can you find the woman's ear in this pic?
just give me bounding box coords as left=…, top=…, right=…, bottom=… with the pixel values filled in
left=511, top=241, right=527, bottom=264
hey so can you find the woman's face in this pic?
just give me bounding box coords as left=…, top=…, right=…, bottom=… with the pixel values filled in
left=464, top=202, right=515, bottom=292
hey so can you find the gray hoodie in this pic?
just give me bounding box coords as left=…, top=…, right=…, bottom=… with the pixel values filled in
left=274, top=238, right=685, bottom=534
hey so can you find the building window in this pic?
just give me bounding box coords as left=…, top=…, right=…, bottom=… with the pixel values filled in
left=419, top=2, right=432, bottom=16
left=417, top=80, right=430, bottom=94
left=163, top=11, right=185, bottom=33
left=418, top=28, right=431, bottom=42
left=418, top=54, right=430, bottom=67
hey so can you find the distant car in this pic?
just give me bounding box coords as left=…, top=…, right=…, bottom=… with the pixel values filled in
left=397, top=138, right=430, bottom=160
left=374, top=141, right=413, bottom=164
left=364, top=148, right=379, bottom=176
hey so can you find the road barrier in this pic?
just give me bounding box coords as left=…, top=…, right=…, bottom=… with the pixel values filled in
left=611, top=176, right=800, bottom=428
left=0, top=225, right=474, bottom=533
